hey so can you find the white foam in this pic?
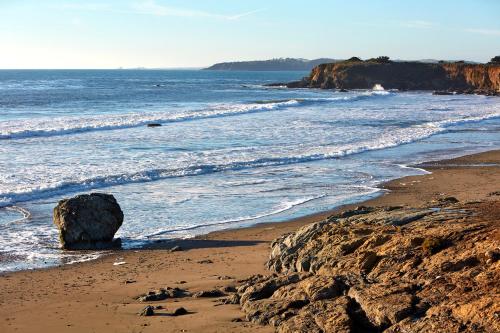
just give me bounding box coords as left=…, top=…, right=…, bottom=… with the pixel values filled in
left=1, top=110, right=498, bottom=208
left=0, top=100, right=299, bottom=140
left=0, top=92, right=392, bottom=140
left=144, top=194, right=327, bottom=237
left=395, top=164, right=431, bottom=174
left=4, top=206, right=32, bottom=223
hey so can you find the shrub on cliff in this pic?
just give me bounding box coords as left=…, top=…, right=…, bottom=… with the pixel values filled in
left=346, top=56, right=363, bottom=62
left=490, top=56, right=500, bottom=64
left=370, top=56, right=392, bottom=63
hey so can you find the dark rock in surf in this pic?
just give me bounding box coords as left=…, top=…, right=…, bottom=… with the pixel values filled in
left=147, top=123, right=162, bottom=127
left=265, top=82, right=287, bottom=87
left=286, top=80, right=308, bottom=88
left=53, top=193, right=123, bottom=250
left=432, top=91, right=454, bottom=95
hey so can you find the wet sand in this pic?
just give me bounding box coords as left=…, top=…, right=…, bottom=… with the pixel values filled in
left=0, top=149, right=499, bottom=333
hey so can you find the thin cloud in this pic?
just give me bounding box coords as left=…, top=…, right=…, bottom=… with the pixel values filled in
left=131, top=0, right=263, bottom=20
left=402, top=20, right=436, bottom=29
left=55, top=1, right=263, bottom=21
left=227, top=8, right=266, bottom=21
left=352, top=20, right=437, bottom=29
left=131, top=0, right=215, bottom=18
left=465, top=28, right=500, bottom=36
left=58, top=3, right=112, bottom=11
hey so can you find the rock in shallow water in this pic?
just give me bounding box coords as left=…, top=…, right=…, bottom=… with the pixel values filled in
left=53, top=193, right=123, bottom=250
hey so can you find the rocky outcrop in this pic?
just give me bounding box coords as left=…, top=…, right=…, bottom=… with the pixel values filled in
left=283, top=60, right=500, bottom=95
left=235, top=201, right=500, bottom=332
left=53, top=193, right=123, bottom=250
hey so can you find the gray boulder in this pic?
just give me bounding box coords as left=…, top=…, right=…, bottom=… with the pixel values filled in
left=53, top=193, right=123, bottom=250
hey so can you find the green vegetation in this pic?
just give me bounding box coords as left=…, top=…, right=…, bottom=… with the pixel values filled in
left=344, top=56, right=392, bottom=64
left=369, top=56, right=392, bottom=63
left=346, top=56, right=363, bottom=62
left=490, top=56, right=500, bottom=64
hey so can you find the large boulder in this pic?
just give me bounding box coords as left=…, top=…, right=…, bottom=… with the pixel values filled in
left=53, top=193, right=123, bottom=250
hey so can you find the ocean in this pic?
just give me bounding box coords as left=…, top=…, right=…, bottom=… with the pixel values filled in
left=0, top=69, right=499, bottom=272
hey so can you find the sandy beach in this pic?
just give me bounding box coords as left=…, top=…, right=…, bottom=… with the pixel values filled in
left=1, top=149, right=499, bottom=333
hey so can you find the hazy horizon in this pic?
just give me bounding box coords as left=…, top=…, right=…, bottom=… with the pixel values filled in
left=1, top=0, right=499, bottom=69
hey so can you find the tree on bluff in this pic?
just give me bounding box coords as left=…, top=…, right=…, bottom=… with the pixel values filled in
left=372, top=56, right=391, bottom=63
left=346, top=57, right=363, bottom=62
left=490, top=56, right=500, bottom=64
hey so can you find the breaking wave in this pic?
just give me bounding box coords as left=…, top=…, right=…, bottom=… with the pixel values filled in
left=1, top=110, right=498, bottom=207
left=0, top=91, right=391, bottom=140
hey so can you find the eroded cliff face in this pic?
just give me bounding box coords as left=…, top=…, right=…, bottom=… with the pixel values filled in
left=442, top=63, right=500, bottom=92
left=287, top=61, right=500, bottom=94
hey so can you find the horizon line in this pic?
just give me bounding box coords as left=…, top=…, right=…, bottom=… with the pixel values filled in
left=0, top=56, right=494, bottom=71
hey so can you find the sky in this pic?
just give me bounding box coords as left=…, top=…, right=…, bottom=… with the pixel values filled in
left=0, top=0, right=499, bottom=69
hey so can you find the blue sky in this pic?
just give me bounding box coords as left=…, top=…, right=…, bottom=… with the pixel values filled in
left=1, top=0, right=499, bottom=68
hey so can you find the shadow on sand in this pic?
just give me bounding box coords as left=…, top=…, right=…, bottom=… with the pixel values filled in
left=138, top=238, right=266, bottom=251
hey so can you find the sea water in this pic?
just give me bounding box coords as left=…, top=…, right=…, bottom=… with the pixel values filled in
left=0, top=69, right=499, bottom=272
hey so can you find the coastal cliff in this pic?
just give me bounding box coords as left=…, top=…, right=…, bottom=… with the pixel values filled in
left=284, top=60, right=500, bottom=94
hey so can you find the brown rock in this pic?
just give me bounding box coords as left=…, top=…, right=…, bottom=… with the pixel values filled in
left=53, top=193, right=123, bottom=250
left=277, top=298, right=352, bottom=333
left=234, top=202, right=500, bottom=332
left=192, top=289, right=225, bottom=298
left=357, top=251, right=380, bottom=274
left=347, top=284, right=416, bottom=328
left=220, top=293, right=240, bottom=305
left=137, top=287, right=189, bottom=302
left=239, top=273, right=306, bottom=305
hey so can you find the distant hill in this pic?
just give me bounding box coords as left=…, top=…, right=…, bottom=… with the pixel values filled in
left=204, top=58, right=339, bottom=71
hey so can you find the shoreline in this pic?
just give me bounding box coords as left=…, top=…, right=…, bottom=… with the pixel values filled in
left=187, top=146, right=498, bottom=246
left=0, top=147, right=495, bottom=273
left=1, top=149, right=499, bottom=332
